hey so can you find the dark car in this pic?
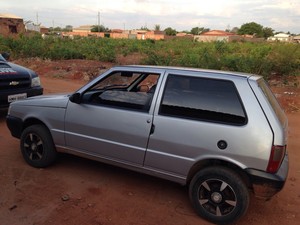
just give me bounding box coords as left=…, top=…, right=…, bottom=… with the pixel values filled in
left=0, top=53, right=43, bottom=108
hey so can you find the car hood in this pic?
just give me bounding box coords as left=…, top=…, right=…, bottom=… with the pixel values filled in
left=11, top=94, right=71, bottom=108
left=0, top=61, right=34, bottom=78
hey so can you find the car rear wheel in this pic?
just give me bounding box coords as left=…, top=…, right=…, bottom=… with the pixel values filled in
left=20, top=124, right=57, bottom=168
left=189, top=166, right=249, bottom=224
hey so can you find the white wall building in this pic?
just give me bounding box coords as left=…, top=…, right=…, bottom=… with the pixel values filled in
left=268, top=33, right=292, bottom=42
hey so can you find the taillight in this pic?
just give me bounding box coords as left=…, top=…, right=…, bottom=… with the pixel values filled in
left=267, top=145, right=286, bottom=173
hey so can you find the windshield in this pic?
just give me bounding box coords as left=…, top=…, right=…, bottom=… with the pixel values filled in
left=89, top=71, right=159, bottom=93
left=0, top=54, right=6, bottom=62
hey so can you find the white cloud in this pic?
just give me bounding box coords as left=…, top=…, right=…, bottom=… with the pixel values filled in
left=1, top=0, right=299, bottom=33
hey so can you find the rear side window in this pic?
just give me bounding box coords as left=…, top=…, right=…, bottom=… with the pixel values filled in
left=159, top=75, right=247, bottom=125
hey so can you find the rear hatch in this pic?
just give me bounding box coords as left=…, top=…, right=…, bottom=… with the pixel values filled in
left=248, top=76, right=288, bottom=173
left=249, top=76, right=288, bottom=142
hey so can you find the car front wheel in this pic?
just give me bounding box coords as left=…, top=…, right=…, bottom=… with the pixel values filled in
left=189, top=166, right=249, bottom=224
left=20, top=124, right=57, bottom=168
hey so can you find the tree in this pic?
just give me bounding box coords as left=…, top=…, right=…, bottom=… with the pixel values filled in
left=53, top=27, right=62, bottom=32
left=154, top=24, right=161, bottom=31
left=190, top=27, right=210, bottom=35
left=262, top=27, right=274, bottom=38
left=230, top=27, right=239, bottom=34
left=65, top=25, right=73, bottom=32
left=140, top=26, right=149, bottom=31
left=191, top=27, right=202, bottom=35
left=203, top=28, right=210, bottom=33
left=238, top=22, right=264, bottom=37
left=91, top=25, right=109, bottom=32
left=164, top=27, right=177, bottom=36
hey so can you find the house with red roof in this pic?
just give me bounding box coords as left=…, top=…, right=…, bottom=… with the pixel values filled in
left=194, top=30, right=237, bottom=42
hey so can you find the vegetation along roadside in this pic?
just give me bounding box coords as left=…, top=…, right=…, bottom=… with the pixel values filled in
left=0, top=34, right=299, bottom=80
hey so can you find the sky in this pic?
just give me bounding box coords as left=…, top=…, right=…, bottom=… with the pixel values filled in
left=1, top=0, right=300, bottom=33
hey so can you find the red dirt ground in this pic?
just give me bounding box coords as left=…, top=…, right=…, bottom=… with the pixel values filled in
left=0, top=59, right=299, bottom=225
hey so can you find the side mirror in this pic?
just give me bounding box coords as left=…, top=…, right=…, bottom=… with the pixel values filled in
left=69, top=93, right=81, bottom=104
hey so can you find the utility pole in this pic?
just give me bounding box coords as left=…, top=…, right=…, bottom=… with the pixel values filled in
left=98, top=11, right=100, bottom=32
left=36, top=12, right=39, bottom=25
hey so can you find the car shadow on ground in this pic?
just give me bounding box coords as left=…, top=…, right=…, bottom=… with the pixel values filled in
left=0, top=109, right=8, bottom=121
left=57, top=152, right=187, bottom=192
left=53, top=153, right=198, bottom=217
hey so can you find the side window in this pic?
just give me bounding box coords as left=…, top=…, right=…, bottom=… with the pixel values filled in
left=159, top=75, right=247, bottom=125
left=84, top=71, right=159, bottom=112
left=136, top=74, right=158, bottom=93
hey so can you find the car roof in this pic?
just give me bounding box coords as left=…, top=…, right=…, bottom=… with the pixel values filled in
left=112, top=65, right=255, bottom=79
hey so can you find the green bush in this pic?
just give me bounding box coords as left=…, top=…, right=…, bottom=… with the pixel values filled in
left=1, top=34, right=299, bottom=78
left=268, top=43, right=300, bottom=76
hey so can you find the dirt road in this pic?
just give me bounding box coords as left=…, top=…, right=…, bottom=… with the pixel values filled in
left=0, top=64, right=299, bottom=225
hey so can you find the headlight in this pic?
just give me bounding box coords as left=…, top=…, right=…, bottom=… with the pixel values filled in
left=31, top=77, right=41, bottom=87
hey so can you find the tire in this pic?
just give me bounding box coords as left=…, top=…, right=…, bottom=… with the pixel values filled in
left=189, top=166, right=249, bottom=225
left=20, top=124, right=57, bottom=168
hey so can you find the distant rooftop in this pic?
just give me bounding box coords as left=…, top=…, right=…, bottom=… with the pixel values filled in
left=202, top=30, right=235, bottom=36
left=73, top=25, right=93, bottom=30
left=0, top=13, right=22, bottom=19
left=274, top=33, right=290, bottom=38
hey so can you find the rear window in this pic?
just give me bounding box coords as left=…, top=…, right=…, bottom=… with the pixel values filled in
left=257, top=79, right=286, bottom=126
left=159, top=75, right=247, bottom=125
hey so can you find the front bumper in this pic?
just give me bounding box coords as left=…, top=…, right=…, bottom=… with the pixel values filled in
left=245, top=154, right=289, bottom=200
left=0, top=86, right=43, bottom=108
left=6, top=115, right=23, bottom=139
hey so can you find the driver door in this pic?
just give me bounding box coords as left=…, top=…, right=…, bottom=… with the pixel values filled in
left=64, top=70, right=161, bottom=167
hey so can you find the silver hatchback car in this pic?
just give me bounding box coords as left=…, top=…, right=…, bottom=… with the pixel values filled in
left=7, top=66, right=288, bottom=224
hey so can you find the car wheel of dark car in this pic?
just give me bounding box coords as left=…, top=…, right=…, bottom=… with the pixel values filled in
left=20, top=124, right=57, bottom=168
left=189, top=166, right=249, bottom=224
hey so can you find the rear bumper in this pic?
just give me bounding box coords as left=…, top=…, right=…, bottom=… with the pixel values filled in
left=245, top=154, right=289, bottom=200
